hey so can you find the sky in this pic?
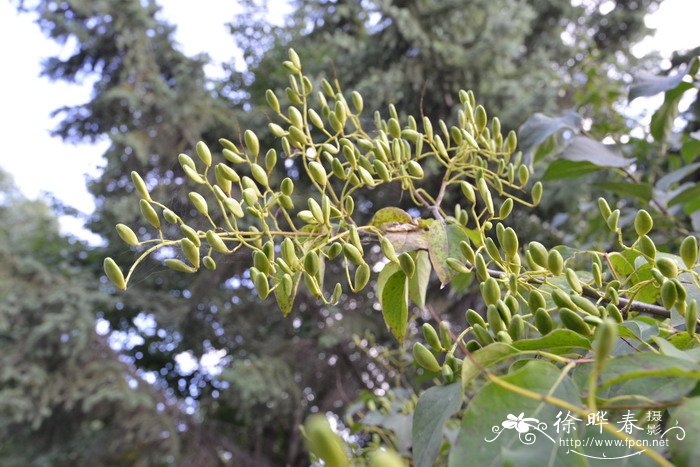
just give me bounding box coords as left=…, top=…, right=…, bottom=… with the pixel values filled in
left=0, top=0, right=698, bottom=243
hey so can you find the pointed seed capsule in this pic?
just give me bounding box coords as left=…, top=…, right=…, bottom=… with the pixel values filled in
left=547, top=249, right=564, bottom=275
left=165, top=258, right=196, bottom=273
left=687, top=300, right=697, bottom=338
left=528, top=290, right=546, bottom=312
left=244, top=129, right=260, bottom=156
left=535, top=308, right=553, bottom=335
left=195, top=141, right=212, bottom=167
left=680, top=236, right=698, bottom=268
left=308, top=161, right=328, bottom=186
left=634, top=209, right=653, bottom=237
left=103, top=258, right=126, bottom=290
left=181, top=238, right=200, bottom=268
left=638, top=235, right=656, bottom=259
left=593, top=318, right=617, bottom=371
left=139, top=199, right=160, bottom=229
left=188, top=192, right=208, bottom=216
left=481, top=277, right=501, bottom=306
left=203, top=256, right=216, bottom=270
left=501, top=227, right=518, bottom=259
left=660, top=280, right=677, bottom=309
left=398, top=252, right=415, bottom=278
left=528, top=242, right=548, bottom=267
left=472, top=324, right=494, bottom=346
left=116, top=224, right=139, bottom=246
left=131, top=171, right=150, bottom=200
left=487, top=305, right=505, bottom=333
left=466, top=309, right=487, bottom=328
left=380, top=237, right=398, bottom=263
left=412, top=342, right=441, bottom=373
left=560, top=308, right=591, bottom=335
left=206, top=230, right=229, bottom=253
left=565, top=268, right=582, bottom=294
left=531, top=182, right=543, bottom=205
left=656, top=257, right=678, bottom=278
left=265, top=89, right=280, bottom=113
left=354, top=263, right=370, bottom=291
left=598, top=198, right=612, bottom=220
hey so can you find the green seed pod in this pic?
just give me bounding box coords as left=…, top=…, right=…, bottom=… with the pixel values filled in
left=116, top=224, right=139, bottom=246
left=501, top=227, right=518, bottom=259
left=598, top=198, right=612, bottom=220
left=606, top=304, right=624, bottom=323
left=281, top=238, right=298, bottom=268
left=475, top=253, right=489, bottom=281
left=593, top=318, right=617, bottom=370
left=422, top=323, right=443, bottom=351
left=565, top=268, right=583, bottom=294
left=465, top=338, right=482, bottom=353
left=244, top=129, right=260, bottom=157
left=531, top=182, right=543, bottom=205
left=477, top=178, right=494, bottom=214
left=406, top=161, right=424, bottom=178
left=181, top=238, right=200, bottom=268
left=223, top=147, right=247, bottom=164
left=387, top=118, right=401, bottom=139
left=130, top=171, right=151, bottom=200
left=528, top=242, right=548, bottom=268
left=560, top=308, right=591, bottom=335
left=413, top=342, right=441, bottom=373
left=634, top=209, right=653, bottom=237
left=439, top=321, right=453, bottom=349
left=304, top=414, right=348, bottom=467
left=163, top=208, right=179, bottom=224
left=253, top=272, right=270, bottom=299
left=687, top=300, right=697, bottom=338
left=139, top=199, right=161, bottom=229
left=570, top=295, right=600, bottom=316
left=380, top=237, right=398, bottom=263
left=242, top=188, right=258, bottom=206
left=474, top=105, right=487, bottom=134
left=253, top=250, right=271, bottom=274
left=165, top=258, right=196, bottom=273
left=178, top=153, right=196, bottom=172
left=495, top=300, right=512, bottom=325
left=307, top=198, right=323, bottom=224
left=505, top=295, right=519, bottom=315
left=484, top=238, right=500, bottom=262
left=487, top=304, right=506, bottom=333
left=327, top=242, right=343, bottom=260
left=495, top=331, right=512, bottom=344
left=481, top=277, right=501, bottom=306
left=447, top=258, right=470, bottom=273
left=466, top=309, right=487, bottom=329
left=182, top=165, right=205, bottom=184
left=660, top=279, right=677, bottom=309
left=354, top=263, right=371, bottom=291
left=103, top=257, right=126, bottom=290
left=308, top=161, right=328, bottom=186
left=206, top=230, right=229, bottom=253
left=303, top=251, right=320, bottom=276
left=250, top=163, right=268, bottom=187
left=280, top=177, right=294, bottom=196
left=373, top=160, right=390, bottom=182
left=534, top=308, right=553, bottom=335
left=551, top=289, right=576, bottom=309
left=460, top=181, right=476, bottom=203
left=195, top=141, right=212, bottom=167
left=499, top=198, right=513, bottom=219
left=224, top=198, right=244, bottom=218
left=188, top=192, right=208, bottom=216
left=264, top=148, right=277, bottom=172
left=459, top=241, right=476, bottom=265
left=517, top=163, right=529, bottom=186
left=508, top=315, right=524, bottom=340
left=547, top=250, right=564, bottom=276
left=203, top=256, right=216, bottom=270
left=472, top=324, right=494, bottom=346
left=398, top=252, right=416, bottom=279
left=180, top=224, right=201, bottom=247
left=343, top=243, right=364, bottom=265
left=680, top=235, right=698, bottom=268
left=637, top=235, right=656, bottom=259
left=265, top=89, right=280, bottom=113
left=528, top=290, right=546, bottom=312
left=606, top=209, right=620, bottom=232
left=268, top=123, right=286, bottom=138
left=657, top=257, right=678, bottom=278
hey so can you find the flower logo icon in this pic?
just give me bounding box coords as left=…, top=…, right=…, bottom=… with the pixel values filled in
left=502, top=413, right=540, bottom=433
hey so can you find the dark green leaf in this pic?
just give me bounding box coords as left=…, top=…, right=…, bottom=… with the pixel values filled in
left=542, top=160, right=608, bottom=180
left=594, top=181, right=653, bottom=202
left=426, top=220, right=451, bottom=285
left=409, top=250, right=431, bottom=308
left=461, top=343, right=520, bottom=386
left=669, top=397, right=700, bottom=466
left=378, top=266, right=408, bottom=342
left=413, top=382, right=462, bottom=467
left=517, top=110, right=581, bottom=164
left=511, top=329, right=592, bottom=352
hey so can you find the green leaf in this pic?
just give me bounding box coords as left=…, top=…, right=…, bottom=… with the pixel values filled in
left=650, top=81, right=694, bottom=143
left=668, top=183, right=700, bottom=207
left=409, top=250, right=431, bottom=308
left=370, top=207, right=414, bottom=227
left=656, top=162, right=700, bottom=191
left=413, top=382, right=462, bottom=467
left=461, top=343, right=520, bottom=386
left=629, top=64, right=690, bottom=101
left=543, top=160, right=609, bottom=180
left=511, top=329, right=592, bottom=352
left=450, top=360, right=583, bottom=467
left=599, top=353, right=700, bottom=389
left=378, top=265, right=408, bottom=342
left=517, top=110, right=581, bottom=164
left=384, top=230, right=429, bottom=254
left=561, top=136, right=631, bottom=168
left=426, top=220, right=451, bottom=285
left=594, top=181, right=653, bottom=202
left=669, top=397, right=700, bottom=466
